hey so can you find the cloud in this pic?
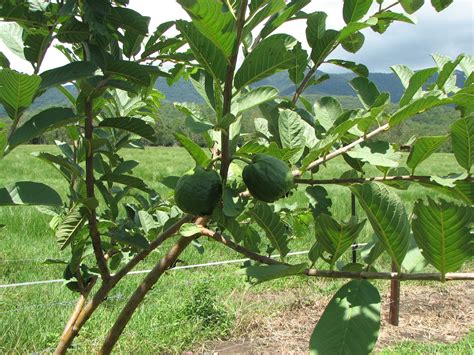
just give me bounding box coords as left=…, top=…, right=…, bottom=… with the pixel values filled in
left=2, top=0, right=472, bottom=74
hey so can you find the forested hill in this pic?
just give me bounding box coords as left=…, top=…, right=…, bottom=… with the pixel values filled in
left=156, top=70, right=465, bottom=103
left=15, top=70, right=465, bottom=112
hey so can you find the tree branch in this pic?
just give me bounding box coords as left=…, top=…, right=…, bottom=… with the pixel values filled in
left=220, top=0, right=249, bottom=179
left=201, top=228, right=282, bottom=265
left=54, top=214, right=192, bottom=354
left=84, top=99, right=110, bottom=282
left=202, top=227, right=474, bottom=283
left=304, top=269, right=474, bottom=281
left=294, top=175, right=474, bottom=185
left=294, top=123, right=389, bottom=176
left=99, top=236, right=197, bottom=354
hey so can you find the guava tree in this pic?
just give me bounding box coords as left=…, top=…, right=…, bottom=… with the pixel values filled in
left=0, top=0, right=473, bottom=354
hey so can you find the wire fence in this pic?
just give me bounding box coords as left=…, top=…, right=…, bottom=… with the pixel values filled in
left=0, top=242, right=369, bottom=290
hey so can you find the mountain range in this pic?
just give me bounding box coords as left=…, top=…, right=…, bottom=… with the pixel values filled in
left=2, top=70, right=465, bottom=117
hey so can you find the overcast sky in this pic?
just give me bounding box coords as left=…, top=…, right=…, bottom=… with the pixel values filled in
left=1, top=0, right=473, bottom=73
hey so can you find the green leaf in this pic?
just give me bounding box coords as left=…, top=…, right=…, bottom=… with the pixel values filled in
left=306, top=12, right=327, bottom=47
left=56, top=205, right=87, bottom=250
left=104, top=61, right=154, bottom=86
left=0, top=52, right=10, bottom=68
left=179, top=223, right=202, bottom=237
left=390, top=96, right=446, bottom=126
left=399, top=67, right=437, bottom=106
left=231, top=86, right=279, bottom=115
left=39, top=62, right=97, bottom=90
left=343, top=0, right=374, bottom=24
left=0, top=69, right=41, bottom=120
left=436, top=54, right=464, bottom=90
left=244, top=0, right=286, bottom=37
left=23, top=28, right=50, bottom=68
left=0, top=181, right=62, bottom=206
left=100, top=174, right=150, bottom=193
left=178, top=0, right=236, bottom=57
left=309, top=280, right=381, bottom=354
left=56, top=17, right=90, bottom=43
left=407, top=135, right=448, bottom=173
left=401, top=235, right=428, bottom=273
left=176, top=20, right=227, bottom=83
left=247, top=202, right=290, bottom=259
left=240, top=263, right=307, bottom=285
left=421, top=179, right=473, bottom=205
left=412, top=198, right=473, bottom=278
left=349, top=77, right=380, bottom=109
left=341, top=31, right=365, bottom=53
left=349, top=141, right=401, bottom=168
left=108, top=229, right=149, bottom=250
left=315, top=214, right=366, bottom=267
left=308, top=241, right=323, bottom=266
left=8, top=108, right=80, bottom=150
left=305, top=186, right=332, bottom=218
left=99, top=117, right=156, bottom=142
left=310, top=29, right=339, bottom=65
left=374, top=11, right=415, bottom=25
left=431, top=0, right=453, bottom=12
left=327, top=59, right=368, bottom=77
left=278, top=109, right=305, bottom=163
left=235, top=34, right=306, bottom=89
left=314, top=96, right=343, bottom=131
left=0, top=23, right=25, bottom=60
left=33, top=152, right=83, bottom=180
left=110, top=5, right=148, bottom=32
left=174, top=132, right=209, bottom=168
left=351, top=183, right=410, bottom=271
left=400, top=0, right=425, bottom=14
left=391, top=64, right=414, bottom=89
left=451, top=116, right=473, bottom=173
left=259, top=0, right=311, bottom=39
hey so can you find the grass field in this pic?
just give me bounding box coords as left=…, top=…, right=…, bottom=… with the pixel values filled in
left=0, top=145, right=472, bottom=353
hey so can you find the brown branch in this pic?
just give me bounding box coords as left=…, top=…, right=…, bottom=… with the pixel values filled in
left=220, top=0, right=248, bottom=179
left=304, top=269, right=474, bottom=281
left=294, top=123, right=390, bottom=176
left=294, top=175, right=474, bottom=185
left=98, top=216, right=208, bottom=354
left=201, top=228, right=282, bottom=265
left=60, top=294, right=87, bottom=338
left=203, top=227, right=474, bottom=283
left=99, top=236, right=196, bottom=354
left=111, top=215, right=193, bottom=282
left=84, top=99, right=110, bottom=282
left=54, top=215, right=191, bottom=354
left=292, top=65, right=318, bottom=104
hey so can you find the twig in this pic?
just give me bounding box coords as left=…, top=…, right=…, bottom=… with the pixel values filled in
left=304, top=269, right=474, bottom=281
left=201, top=228, right=282, bottom=265
left=294, top=123, right=389, bottom=176
left=294, top=175, right=474, bottom=185
left=220, top=0, right=249, bottom=180
left=84, top=99, right=110, bottom=282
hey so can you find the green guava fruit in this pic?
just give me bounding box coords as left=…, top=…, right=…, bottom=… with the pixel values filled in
left=242, top=154, right=294, bottom=202
left=174, top=167, right=222, bottom=215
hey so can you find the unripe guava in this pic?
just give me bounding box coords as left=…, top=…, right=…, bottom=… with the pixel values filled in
left=242, top=154, right=294, bottom=202
left=174, top=167, right=222, bottom=215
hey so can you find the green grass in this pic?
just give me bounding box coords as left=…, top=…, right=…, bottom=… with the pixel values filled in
left=0, top=145, right=471, bottom=353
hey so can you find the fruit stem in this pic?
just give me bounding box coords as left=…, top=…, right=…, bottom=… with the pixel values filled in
left=231, top=156, right=252, bottom=165
left=206, top=157, right=222, bottom=170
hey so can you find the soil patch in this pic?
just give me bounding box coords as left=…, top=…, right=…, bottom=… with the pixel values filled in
left=197, top=282, right=473, bottom=353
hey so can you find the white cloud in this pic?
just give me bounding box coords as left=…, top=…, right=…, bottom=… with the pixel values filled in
left=1, top=0, right=472, bottom=74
